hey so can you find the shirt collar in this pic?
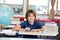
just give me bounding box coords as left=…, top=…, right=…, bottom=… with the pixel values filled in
left=27, top=20, right=36, bottom=26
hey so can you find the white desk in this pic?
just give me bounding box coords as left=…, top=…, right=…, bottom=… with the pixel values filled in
left=0, top=30, right=16, bottom=36
left=0, top=30, right=58, bottom=36
left=19, top=31, right=58, bottom=36
left=18, top=25, right=58, bottom=36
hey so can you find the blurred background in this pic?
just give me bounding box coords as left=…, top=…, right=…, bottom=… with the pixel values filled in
left=0, top=0, right=60, bottom=39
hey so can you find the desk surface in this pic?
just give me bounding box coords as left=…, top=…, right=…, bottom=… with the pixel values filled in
left=0, top=30, right=58, bottom=36
left=19, top=31, right=58, bottom=36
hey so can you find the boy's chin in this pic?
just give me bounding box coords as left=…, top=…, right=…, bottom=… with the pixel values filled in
left=29, top=20, right=34, bottom=22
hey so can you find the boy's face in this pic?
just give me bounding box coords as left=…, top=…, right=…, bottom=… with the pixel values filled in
left=27, top=13, right=35, bottom=22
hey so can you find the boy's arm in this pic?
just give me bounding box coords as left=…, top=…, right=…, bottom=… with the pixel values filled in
left=39, top=27, right=44, bottom=31
left=12, top=25, right=25, bottom=31
left=31, top=26, right=44, bottom=32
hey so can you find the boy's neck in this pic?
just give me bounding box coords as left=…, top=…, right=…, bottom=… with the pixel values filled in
left=29, top=21, right=34, bottom=25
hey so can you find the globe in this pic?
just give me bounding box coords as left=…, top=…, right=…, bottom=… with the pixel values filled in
left=0, top=5, right=14, bottom=25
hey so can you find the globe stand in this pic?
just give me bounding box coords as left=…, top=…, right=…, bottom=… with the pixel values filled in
left=0, top=25, right=3, bottom=32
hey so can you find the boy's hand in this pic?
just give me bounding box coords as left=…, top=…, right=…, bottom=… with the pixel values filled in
left=12, top=25, right=23, bottom=31
left=25, top=27, right=30, bottom=31
left=12, top=26, right=20, bottom=31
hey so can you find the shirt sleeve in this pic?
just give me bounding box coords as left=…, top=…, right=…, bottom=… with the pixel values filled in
left=37, top=22, right=43, bottom=29
left=20, top=21, right=26, bottom=28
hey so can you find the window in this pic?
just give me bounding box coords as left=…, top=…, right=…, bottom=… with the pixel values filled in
left=5, top=0, right=23, bottom=5
left=58, top=0, right=60, bottom=15
left=53, top=0, right=60, bottom=16
left=0, top=0, right=4, bottom=3
left=28, top=0, right=48, bottom=15
left=5, top=0, right=23, bottom=15
left=0, top=0, right=23, bottom=15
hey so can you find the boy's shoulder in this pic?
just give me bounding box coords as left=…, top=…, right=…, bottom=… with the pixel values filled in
left=35, top=20, right=42, bottom=24
left=35, top=20, right=39, bottom=23
left=22, top=21, right=27, bottom=23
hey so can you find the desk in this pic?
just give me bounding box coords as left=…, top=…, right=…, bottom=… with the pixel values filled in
left=19, top=31, right=58, bottom=36
left=0, top=29, right=58, bottom=39
left=0, top=30, right=58, bottom=36
left=18, top=31, right=58, bottom=39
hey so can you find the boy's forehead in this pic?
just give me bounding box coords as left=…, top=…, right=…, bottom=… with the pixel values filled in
left=28, top=13, right=34, bottom=15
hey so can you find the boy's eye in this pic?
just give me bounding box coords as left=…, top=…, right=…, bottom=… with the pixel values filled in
left=28, top=13, right=35, bottom=18
left=29, top=16, right=34, bottom=17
